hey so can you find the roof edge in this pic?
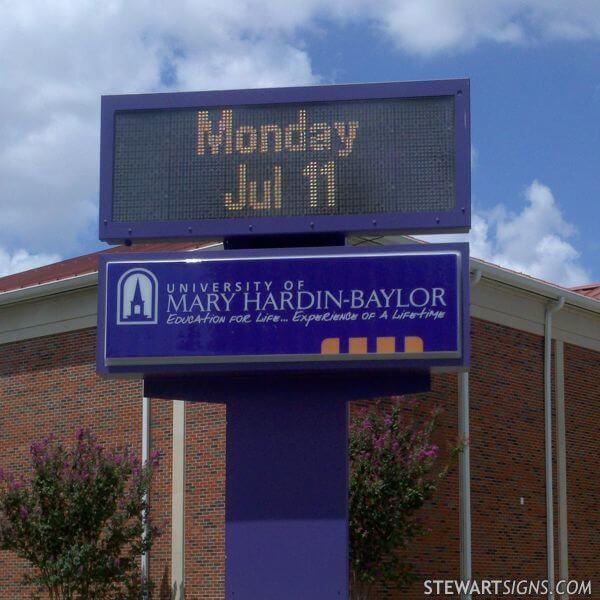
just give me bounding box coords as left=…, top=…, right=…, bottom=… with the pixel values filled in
left=471, top=258, right=600, bottom=315
left=1, top=250, right=599, bottom=315
left=0, top=272, right=98, bottom=307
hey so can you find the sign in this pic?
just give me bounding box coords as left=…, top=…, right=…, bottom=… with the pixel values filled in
left=100, top=80, right=470, bottom=242
left=97, top=244, right=469, bottom=375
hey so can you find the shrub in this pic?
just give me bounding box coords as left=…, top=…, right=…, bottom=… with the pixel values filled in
left=0, top=429, right=158, bottom=599
left=349, top=398, right=460, bottom=599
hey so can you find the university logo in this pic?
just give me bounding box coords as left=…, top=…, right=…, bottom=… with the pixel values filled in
left=116, top=268, right=158, bottom=325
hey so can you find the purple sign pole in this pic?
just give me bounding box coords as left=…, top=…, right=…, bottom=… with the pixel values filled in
left=226, top=389, right=349, bottom=598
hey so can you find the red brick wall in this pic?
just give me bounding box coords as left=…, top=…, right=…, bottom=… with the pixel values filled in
left=184, top=401, right=226, bottom=598
left=149, top=396, right=174, bottom=598
left=468, top=320, right=548, bottom=598
left=374, top=319, right=550, bottom=599
left=563, top=343, right=599, bottom=588
left=0, top=329, right=143, bottom=597
left=0, top=319, right=598, bottom=599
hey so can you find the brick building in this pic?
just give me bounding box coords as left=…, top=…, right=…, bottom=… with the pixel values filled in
left=0, top=239, right=598, bottom=599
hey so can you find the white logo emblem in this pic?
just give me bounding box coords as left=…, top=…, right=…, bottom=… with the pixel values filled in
left=116, top=268, right=158, bottom=325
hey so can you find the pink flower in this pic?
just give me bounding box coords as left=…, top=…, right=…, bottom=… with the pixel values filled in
left=150, top=450, right=160, bottom=466
left=416, top=444, right=439, bottom=462
left=8, top=479, right=23, bottom=492
left=20, top=507, right=29, bottom=520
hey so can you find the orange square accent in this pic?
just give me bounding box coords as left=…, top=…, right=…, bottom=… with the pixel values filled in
left=376, top=337, right=396, bottom=353
left=321, top=338, right=340, bottom=354
left=348, top=337, right=368, bottom=354
left=404, top=336, right=424, bottom=353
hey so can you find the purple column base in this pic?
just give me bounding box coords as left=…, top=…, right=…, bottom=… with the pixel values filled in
left=145, top=371, right=430, bottom=599
left=226, top=393, right=348, bottom=599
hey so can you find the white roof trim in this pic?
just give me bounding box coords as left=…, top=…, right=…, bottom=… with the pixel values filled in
left=0, top=272, right=98, bottom=307
left=471, top=258, right=600, bottom=315
left=0, top=247, right=598, bottom=314
left=0, top=242, right=224, bottom=308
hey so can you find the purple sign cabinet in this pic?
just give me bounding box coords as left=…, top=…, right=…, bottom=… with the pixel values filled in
left=97, top=79, right=471, bottom=598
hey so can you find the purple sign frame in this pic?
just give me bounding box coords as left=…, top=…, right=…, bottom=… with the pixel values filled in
left=97, top=243, right=469, bottom=376
left=99, top=79, right=470, bottom=243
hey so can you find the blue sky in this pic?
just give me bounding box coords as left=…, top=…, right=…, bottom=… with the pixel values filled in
left=1, top=1, right=599, bottom=286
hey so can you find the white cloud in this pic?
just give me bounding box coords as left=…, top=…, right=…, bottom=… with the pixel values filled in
left=420, top=180, right=590, bottom=287
left=0, top=1, right=318, bottom=260
left=380, top=0, right=600, bottom=55
left=1, top=1, right=600, bottom=269
left=0, top=248, right=61, bottom=278
left=479, top=180, right=590, bottom=286
left=471, top=145, right=478, bottom=170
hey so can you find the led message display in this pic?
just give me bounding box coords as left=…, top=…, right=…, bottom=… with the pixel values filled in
left=113, top=97, right=454, bottom=221
left=100, top=81, right=470, bottom=240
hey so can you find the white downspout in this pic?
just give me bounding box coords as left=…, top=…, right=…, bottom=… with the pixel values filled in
left=141, top=395, right=151, bottom=595
left=459, top=268, right=481, bottom=600
left=555, top=340, right=569, bottom=599
left=458, top=373, right=471, bottom=600
left=172, top=400, right=186, bottom=599
left=544, top=297, right=565, bottom=600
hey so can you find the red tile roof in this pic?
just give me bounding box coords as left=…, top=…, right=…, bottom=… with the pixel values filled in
left=0, top=242, right=216, bottom=294
left=571, top=283, right=600, bottom=301
left=2, top=240, right=599, bottom=308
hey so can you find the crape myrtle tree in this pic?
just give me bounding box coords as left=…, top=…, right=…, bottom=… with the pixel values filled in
left=0, top=429, right=159, bottom=599
left=349, top=397, right=461, bottom=600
